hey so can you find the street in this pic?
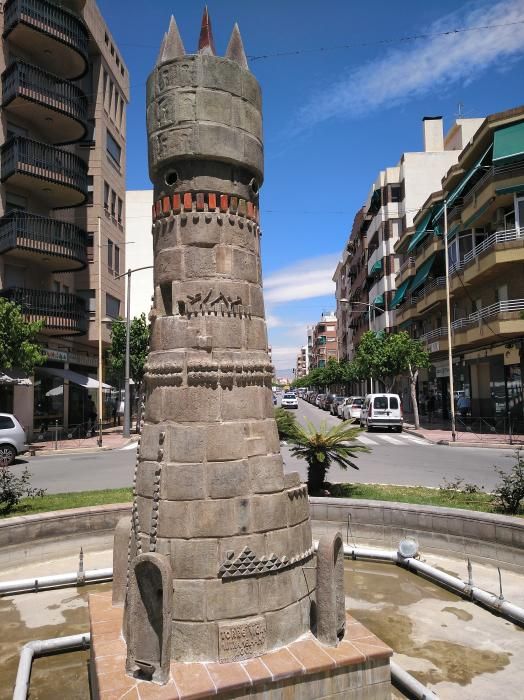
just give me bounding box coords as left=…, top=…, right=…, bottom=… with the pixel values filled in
left=8, top=399, right=515, bottom=494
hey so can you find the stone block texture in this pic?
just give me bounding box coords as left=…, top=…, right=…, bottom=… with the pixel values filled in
left=122, top=12, right=315, bottom=667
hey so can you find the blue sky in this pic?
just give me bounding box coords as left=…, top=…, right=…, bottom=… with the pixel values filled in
left=98, top=0, right=524, bottom=370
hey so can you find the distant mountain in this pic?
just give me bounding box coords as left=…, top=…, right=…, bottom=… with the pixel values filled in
left=276, top=368, right=293, bottom=380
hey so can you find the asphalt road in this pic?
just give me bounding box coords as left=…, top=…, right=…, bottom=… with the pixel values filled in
left=9, top=399, right=515, bottom=493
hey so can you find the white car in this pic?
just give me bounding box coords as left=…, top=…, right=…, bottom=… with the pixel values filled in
left=342, top=396, right=365, bottom=421
left=281, top=392, right=298, bottom=409
left=0, top=413, right=28, bottom=466
left=360, top=394, right=403, bottom=432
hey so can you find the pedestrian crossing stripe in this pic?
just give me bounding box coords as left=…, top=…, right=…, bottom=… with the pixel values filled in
left=356, top=433, right=428, bottom=447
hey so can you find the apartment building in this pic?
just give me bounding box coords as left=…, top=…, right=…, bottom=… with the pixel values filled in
left=334, top=117, right=484, bottom=364
left=0, top=0, right=129, bottom=436
left=311, top=312, right=337, bottom=368
left=295, top=346, right=308, bottom=379
left=395, top=106, right=524, bottom=424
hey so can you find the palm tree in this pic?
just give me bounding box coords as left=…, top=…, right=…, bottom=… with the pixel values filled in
left=287, top=420, right=369, bottom=494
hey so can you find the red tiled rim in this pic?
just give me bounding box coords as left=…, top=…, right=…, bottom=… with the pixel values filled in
left=152, top=193, right=259, bottom=223
left=89, top=592, right=392, bottom=699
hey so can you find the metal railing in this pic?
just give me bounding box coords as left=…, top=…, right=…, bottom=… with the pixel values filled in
left=451, top=298, right=524, bottom=331
left=1, top=136, right=88, bottom=197
left=398, top=256, right=415, bottom=274
left=420, top=326, right=448, bottom=344
left=3, top=0, right=89, bottom=64
left=0, top=287, right=87, bottom=335
left=0, top=211, right=88, bottom=269
left=2, top=60, right=88, bottom=128
left=462, top=158, right=524, bottom=209
left=463, top=228, right=522, bottom=266
left=417, top=276, right=446, bottom=300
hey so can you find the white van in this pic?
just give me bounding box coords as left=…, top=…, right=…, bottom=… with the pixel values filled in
left=360, top=394, right=403, bottom=432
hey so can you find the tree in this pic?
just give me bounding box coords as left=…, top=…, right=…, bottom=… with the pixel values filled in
left=0, top=298, right=46, bottom=375
left=354, top=331, right=430, bottom=428
left=287, top=420, right=368, bottom=494
left=106, top=313, right=150, bottom=389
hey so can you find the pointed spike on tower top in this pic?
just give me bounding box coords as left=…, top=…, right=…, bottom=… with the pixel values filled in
left=155, top=32, right=167, bottom=65
left=198, top=6, right=216, bottom=55
left=160, top=15, right=185, bottom=62
left=225, top=23, right=249, bottom=70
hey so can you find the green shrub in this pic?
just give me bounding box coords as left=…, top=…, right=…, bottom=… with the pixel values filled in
left=274, top=407, right=298, bottom=440
left=492, top=450, right=524, bottom=514
left=0, top=467, right=45, bottom=514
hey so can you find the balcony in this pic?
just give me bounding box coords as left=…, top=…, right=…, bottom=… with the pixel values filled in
left=3, top=0, right=88, bottom=80
left=451, top=299, right=524, bottom=349
left=420, top=327, right=448, bottom=354
left=416, top=276, right=446, bottom=313
left=2, top=61, right=88, bottom=144
left=415, top=233, right=441, bottom=265
left=397, top=256, right=416, bottom=285
left=0, top=287, right=87, bottom=336
left=462, top=228, right=524, bottom=285
left=1, top=136, right=88, bottom=208
left=0, top=211, right=87, bottom=272
left=395, top=295, right=419, bottom=323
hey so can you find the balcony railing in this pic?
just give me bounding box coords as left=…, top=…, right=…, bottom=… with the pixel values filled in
left=451, top=299, right=524, bottom=332
left=420, top=327, right=448, bottom=344
left=462, top=158, right=524, bottom=210
left=418, top=276, right=446, bottom=300
left=1, top=136, right=88, bottom=202
left=462, top=228, right=522, bottom=266
left=0, top=287, right=87, bottom=335
left=3, top=0, right=89, bottom=77
left=399, top=256, right=415, bottom=275
left=0, top=211, right=87, bottom=270
left=2, top=60, right=88, bottom=139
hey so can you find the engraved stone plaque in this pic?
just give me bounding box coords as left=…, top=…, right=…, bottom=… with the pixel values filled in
left=218, top=617, right=267, bottom=663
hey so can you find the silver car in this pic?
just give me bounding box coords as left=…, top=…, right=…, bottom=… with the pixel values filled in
left=0, top=413, right=28, bottom=466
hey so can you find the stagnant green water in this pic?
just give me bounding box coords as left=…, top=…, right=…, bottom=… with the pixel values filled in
left=0, top=561, right=522, bottom=699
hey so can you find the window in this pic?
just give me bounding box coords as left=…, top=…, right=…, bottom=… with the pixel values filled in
left=106, top=293, right=120, bottom=318
left=374, top=396, right=388, bottom=410
left=390, top=185, right=402, bottom=203
left=104, top=32, right=109, bottom=46
left=6, top=192, right=27, bottom=212
left=87, top=175, right=93, bottom=205
left=517, top=197, right=524, bottom=234
left=52, top=280, right=60, bottom=294
left=389, top=397, right=399, bottom=409
left=0, top=416, right=15, bottom=430
left=102, top=70, right=108, bottom=104
left=115, top=245, right=120, bottom=275
left=496, top=285, right=508, bottom=303
left=117, top=197, right=123, bottom=224
left=118, top=100, right=124, bottom=129
left=103, top=181, right=110, bottom=210
left=110, top=189, right=117, bottom=218
left=107, top=239, right=113, bottom=270
left=106, top=129, right=121, bottom=167
left=108, top=81, right=114, bottom=115
left=78, top=290, right=96, bottom=315
left=110, top=43, right=115, bottom=56
left=87, top=232, right=94, bottom=262
left=113, top=92, right=119, bottom=120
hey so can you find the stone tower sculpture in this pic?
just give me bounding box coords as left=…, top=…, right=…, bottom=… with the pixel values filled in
left=122, top=8, right=316, bottom=679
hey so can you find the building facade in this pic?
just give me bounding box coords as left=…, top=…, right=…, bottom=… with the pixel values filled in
left=295, top=345, right=308, bottom=379
left=311, top=312, right=337, bottom=368
left=394, top=107, right=524, bottom=425
left=334, top=117, right=483, bottom=362
left=0, top=0, right=129, bottom=436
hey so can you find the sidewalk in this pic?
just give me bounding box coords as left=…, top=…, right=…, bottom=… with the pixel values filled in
left=404, top=420, right=524, bottom=448
left=29, top=425, right=138, bottom=455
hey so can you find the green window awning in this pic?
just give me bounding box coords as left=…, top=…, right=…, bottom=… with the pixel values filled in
left=495, top=183, right=524, bottom=196
left=373, top=294, right=384, bottom=307
left=407, top=209, right=433, bottom=253
left=410, top=254, right=436, bottom=293
left=447, top=221, right=461, bottom=241
left=370, top=259, right=382, bottom=275
left=433, top=143, right=493, bottom=223
left=390, top=278, right=411, bottom=308
left=493, top=121, right=524, bottom=164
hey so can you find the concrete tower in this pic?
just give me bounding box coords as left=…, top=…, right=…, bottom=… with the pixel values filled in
left=123, top=9, right=314, bottom=675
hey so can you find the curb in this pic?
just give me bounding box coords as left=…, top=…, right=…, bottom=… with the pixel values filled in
left=28, top=436, right=138, bottom=457
left=404, top=426, right=521, bottom=450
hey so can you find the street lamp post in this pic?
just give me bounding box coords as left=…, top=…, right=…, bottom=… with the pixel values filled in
left=443, top=200, right=457, bottom=442
left=113, top=266, right=153, bottom=437
left=339, top=298, right=383, bottom=395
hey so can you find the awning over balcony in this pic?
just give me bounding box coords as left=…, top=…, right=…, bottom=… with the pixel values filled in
left=495, top=183, right=524, bottom=196
left=410, top=255, right=436, bottom=293
left=39, top=367, right=112, bottom=390
left=493, top=120, right=524, bottom=165
left=370, top=259, right=382, bottom=275
left=407, top=208, right=433, bottom=253
left=433, top=143, right=493, bottom=223
left=373, top=294, right=384, bottom=307
left=390, top=278, right=412, bottom=308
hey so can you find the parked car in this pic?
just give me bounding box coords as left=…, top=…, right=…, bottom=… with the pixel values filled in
left=281, top=392, right=298, bottom=409
left=330, top=396, right=347, bottom=416
left=315, top=393, right=326, bottom=408
left=297, top=388, right=306, bottom=398
left=342, top=396, right=365, bottom=421
left=337, top=397, right=352, bottom=418
left=0, top=413, right=28, bottom=466
left=322, top=394, right=336, bottom=412
left=360, top=394, right=403, bottom=432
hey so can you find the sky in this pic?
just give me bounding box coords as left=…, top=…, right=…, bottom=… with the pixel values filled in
left=98, top=0, right=524, bottom=370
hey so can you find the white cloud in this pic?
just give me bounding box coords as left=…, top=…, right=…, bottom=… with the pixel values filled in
left=298, top=0, right=524, bottom=128
left=264, top=253, right=339, bottom=304
left=269, top=346, right=302, bottom=371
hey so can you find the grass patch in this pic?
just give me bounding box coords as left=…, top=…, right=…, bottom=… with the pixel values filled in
left=1, top=484, right=521, bottom=519
left=0, top=488, right=132, bottom=519
left=329, top=482, right=524, bottom=515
